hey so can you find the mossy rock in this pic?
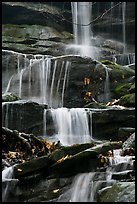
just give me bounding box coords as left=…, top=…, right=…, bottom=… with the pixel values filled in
left=113, top=83, right=133, bottom=98
left=49, top=142, right=96, bottom=163
left=84, top=101, right=107, bottom=109
left=97, top=182, right=135, bottom=202
left=129, top=83, right=135, bottom=93
left=118, top=93, right=135, bottom=107
left=2, top=92, right=21, bottom=102
left=100, top=60, right=122, bottom=69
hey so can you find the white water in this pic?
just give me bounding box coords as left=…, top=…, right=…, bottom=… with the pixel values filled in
left=46, top=108, right=93, bottom=146
left=71, top=2, right=97, bottom=58
left=2, top=166, right=18, bottom=202
left=70, top=172, right=96, bottom=202
left=4, top=50, right=71, bottom=108
left=2, top=102, right=9, bottom=128
left=103, top=64, right=111, bottom=102
left=95, top=62, right=111, bottom=102
left=108, top=149, right=134, bottom=171
left=122, top=2, right=126, bottom=53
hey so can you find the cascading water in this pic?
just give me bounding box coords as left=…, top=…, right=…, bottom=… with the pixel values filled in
left=95, top=62, right=111, bottom=102
left=45, top=108, right=93, bottom=146
left=102, top=64, right=111, bottom=102
left=70, top=172, right=96, bottom=202
left=4, top=50, right=71, bottom=108
left=2, top=2, right=135, bottom=202
left=2, top=165, right=18, bottom=202
left=71, top=2, right=98, bottom=58
left=122, top=2, right=126, bottom=53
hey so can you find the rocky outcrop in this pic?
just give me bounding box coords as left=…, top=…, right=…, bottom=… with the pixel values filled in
left=2, top=50, right=135, bottom=107
left=2, top=24, right=73, bottom=56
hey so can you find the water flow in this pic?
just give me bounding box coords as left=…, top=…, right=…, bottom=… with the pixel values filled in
left=103, top=64, right=111, bottom=102
left=48, top=108, right=92, bottom=145
left=71, top=2, right=95, bottom=58
left=2, top=165, right=18, bottom=202
left=4, top=50, right=71, bottom=108
left=70, top=172, right=96, bottom=202
left=69, top=148, right=134, bottom=202
left=108, top=149, right=134, bottom=171
left=122, top=2, right=126, bottom=53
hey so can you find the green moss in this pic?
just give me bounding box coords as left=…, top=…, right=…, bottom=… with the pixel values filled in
left=119, top=93, right=135, bottom=107
left=100, top=60, right=122, bottom=69
left=2, top=92, right=21, bottom=102
left=97, top=183, right=121, bottom=202
left=114, top=83, right=132, bottom=97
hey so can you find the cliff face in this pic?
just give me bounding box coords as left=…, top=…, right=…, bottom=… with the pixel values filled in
left=2, top=2, right=135, bottom=52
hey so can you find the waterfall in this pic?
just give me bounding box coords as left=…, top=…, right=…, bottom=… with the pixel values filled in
left=71, top=2, right=97, bottom=58
left=108, top=149, right=134, bottom=171
left=2, top=165, right=18, bottom=202
left=4, top=50, right=71, bottom=108
left=95, top=62, right=111, bottom=102
left=46, top=108, right=93, bottom=146
left=122, top=2, right=126, bottom=53
left=70, top=172, right=96, bottom=202
left=103, top=64, right=111, bottom=102
left=2, top=102, right=9, bottom=128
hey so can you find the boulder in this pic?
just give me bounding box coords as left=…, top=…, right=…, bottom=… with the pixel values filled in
left=2, top=100, right=46, bottom=135
left=97, top=181, right=135, bottom=202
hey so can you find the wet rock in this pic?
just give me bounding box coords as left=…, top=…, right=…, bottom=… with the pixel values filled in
left=45, top=107, right=135, bottom=141
left=49, top=142, right=96, bottom=163
left=97, top=181, right=135, bottom=202
left=49, top=141, right=122, bottom=177
left=91, top=108, right=135, bottom=140
left=2, top=24, right=72, bottom=56
left=122, top=132, right=135, bottom=151
left=14, top=155, right=50, bottom=179
left=2, top=2, right=72, bottom=33
left=2, top=100, right=45, bottom=135
left=118, top=93, right=135, bottom=107
left=118, top=127, right=135, bottom=141
left=111, top=170, right=135, bottom=181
